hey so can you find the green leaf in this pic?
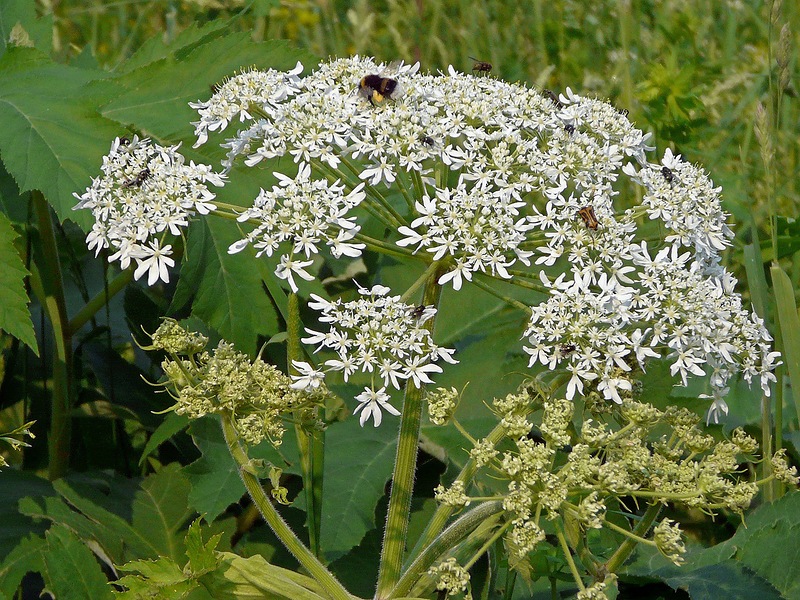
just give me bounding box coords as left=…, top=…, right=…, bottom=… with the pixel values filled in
left=771, top=264, right=800, bottom=422
left=0, top=2, right=52, bottom=57
left=176, top=217, right=279, bottom=355
left=0, top=467, right=51, bottom=560
left=131, top=464, right=194, bottom=562
left=0, top=211, right=37, bottom=354
left=0, top=534, right=46, bottom=598
left=213, top=551, right=327, bottom=600
left=19, top=464, right=192, bottom=564
left=41, top=525, right=114, bottom=600
left=101, top=36, right=315, bottom=144
left=320, top=417, right=397, bottom=559
left=183, top=417, right=246, bottom=522
left=139, top=412, right=191, bottom=466
left=0, top=47, right=122, bottom=226
left=626, top=492, right=800, bottom=600
left=115, top=556, right=197, bottom=600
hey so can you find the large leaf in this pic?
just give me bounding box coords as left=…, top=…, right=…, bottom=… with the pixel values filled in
left=41, top=525, right=114, bottom=600
left=0, top=47, right=121, bottom=226
left=101, top=36, right=315, bottom=144
left=175, top=217, right=279, bottom=355
left=626, top=492, right=800, bottom=600
left=183, top=417, right=300, bottom=522
left=0, top=198, right=37, bottom=354
left=19, top=464, right=193, bottom=564
left=0, top=2, right=52, bottom=58
left=320, top=417, right=397, bottom=559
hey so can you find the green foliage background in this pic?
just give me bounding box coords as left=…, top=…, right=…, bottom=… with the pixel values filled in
left=0, top=0, right=799, bottom=598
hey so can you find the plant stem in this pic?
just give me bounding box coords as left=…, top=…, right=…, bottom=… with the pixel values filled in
left=390, top=502, right=504, bottom=599
left=604, top=503, right=661, bottom=573
left=220, top=412, right=352, bottom=600
left=375, top=262, right=447, bottom=599
left=32, top=192, right=73, bottom=481
left=555, top=524, right=585, bottom=593
left=68, top=268, right=133, bottom=335
left=407, top=423, right=508, bottom=563
left=287, top=293, right=323, bottom=557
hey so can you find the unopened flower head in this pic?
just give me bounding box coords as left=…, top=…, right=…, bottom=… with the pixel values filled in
left=73, top=136, right=224, bottom=285
left=188, top=56, right=777, bottom=420
left=428, top=558, right=471, bottom=599
left=290, top=283, right=456, bottom=426
left=153, top=322, right=325, bottom=446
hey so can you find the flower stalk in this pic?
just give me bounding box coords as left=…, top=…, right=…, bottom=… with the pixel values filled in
left=375, top=261, right=447, bottom=599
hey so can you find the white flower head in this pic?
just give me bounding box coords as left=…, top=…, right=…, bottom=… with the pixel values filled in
left=73, top=136, right=225, bottom=285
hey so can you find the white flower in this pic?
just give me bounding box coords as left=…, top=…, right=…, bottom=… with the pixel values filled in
left=275, top=255, right=315, bottom=292
left=354, top=387, right=400, bottom=427
left=133, top=240, right=175, bottom=285
left=289, top=360, right=325, bottom=390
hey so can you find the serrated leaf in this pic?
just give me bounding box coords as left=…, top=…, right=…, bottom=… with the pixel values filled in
left=121, top=20, right=231, bottom=73
left=0, top=534, right=46, bottom=598
left=0, top=47, right=122, bottom=226
left=176, top=217, right=278, bottom=355
left=41, top=525, right=114, bottom=600
left=139, top=412, right=191, bottom=466
left=654, top=562, right=781, bottom=600
left=115, top=556, right=197, bottom=600
left=183, top=417, right=246, bottom=522
left=185, top=519, right=222, bottom=573
left=183, top=415, right=302, bottom=522
left=131, top=464, right=194, bottom=562
left=102, top=36, right=315, bottom=144
left=0, top=211, right=37, bottom=354
left=0, top=469, right=51, bottom=560
left=320, top=417, right=397, bottom=559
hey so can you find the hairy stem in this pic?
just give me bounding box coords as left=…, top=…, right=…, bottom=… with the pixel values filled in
left=220, top=412, right=352, bottom=600
left=375, top=262, right=447, bottom=599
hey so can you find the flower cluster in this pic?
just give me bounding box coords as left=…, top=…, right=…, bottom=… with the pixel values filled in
left=148, top=319, right=327, bottom=446
left=187, top=56, right=777, bottom=419
left=227, top=162, right=366, bottom=292
left=433, top=382, right=794, bottom=575
left=290, top=284, right=456, bottom=426
left=427, top=558, right=471, bottom=600
left=73, top=136, right=224, bottom=285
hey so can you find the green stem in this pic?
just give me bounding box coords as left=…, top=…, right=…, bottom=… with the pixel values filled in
left=391, top=501, right=504, bottom=599
left=604, top=503, right=661, bottom=573
left=555, top=524, right=585, bottom=593
left=287, top=293, right=322, bottom=557
left=32, top=192, right=73, bottom=481
left=68, top=268, right=133, bottom=335
left=220, top=413, right=352, bottom=600
left=407, top=423, right=508, bottom=563
left=375, top=262, right=447, bottom=599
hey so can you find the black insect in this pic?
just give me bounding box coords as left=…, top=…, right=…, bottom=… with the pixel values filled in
left=469, top=56, right=492, bottom=74
left=121, top=167, right=151, bottom=189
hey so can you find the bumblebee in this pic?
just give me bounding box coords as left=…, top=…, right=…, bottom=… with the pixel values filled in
left=358, top=74, right=401, bottom=106
left=122, top=167, right=151, bottom=189
left=577, top=206, right=599, bottom=231
left=469, top=57, right=492, bottom=74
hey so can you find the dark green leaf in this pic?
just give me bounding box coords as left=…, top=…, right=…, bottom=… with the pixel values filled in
left=320, top=417, right=397, bottom=559
left=41, top=525, right=114, bottom=600
left=0, top=211, right=37, bottom=354
left=0, top=534, right=45, bottom=598
left=0, top=47, right=121, bottom=226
